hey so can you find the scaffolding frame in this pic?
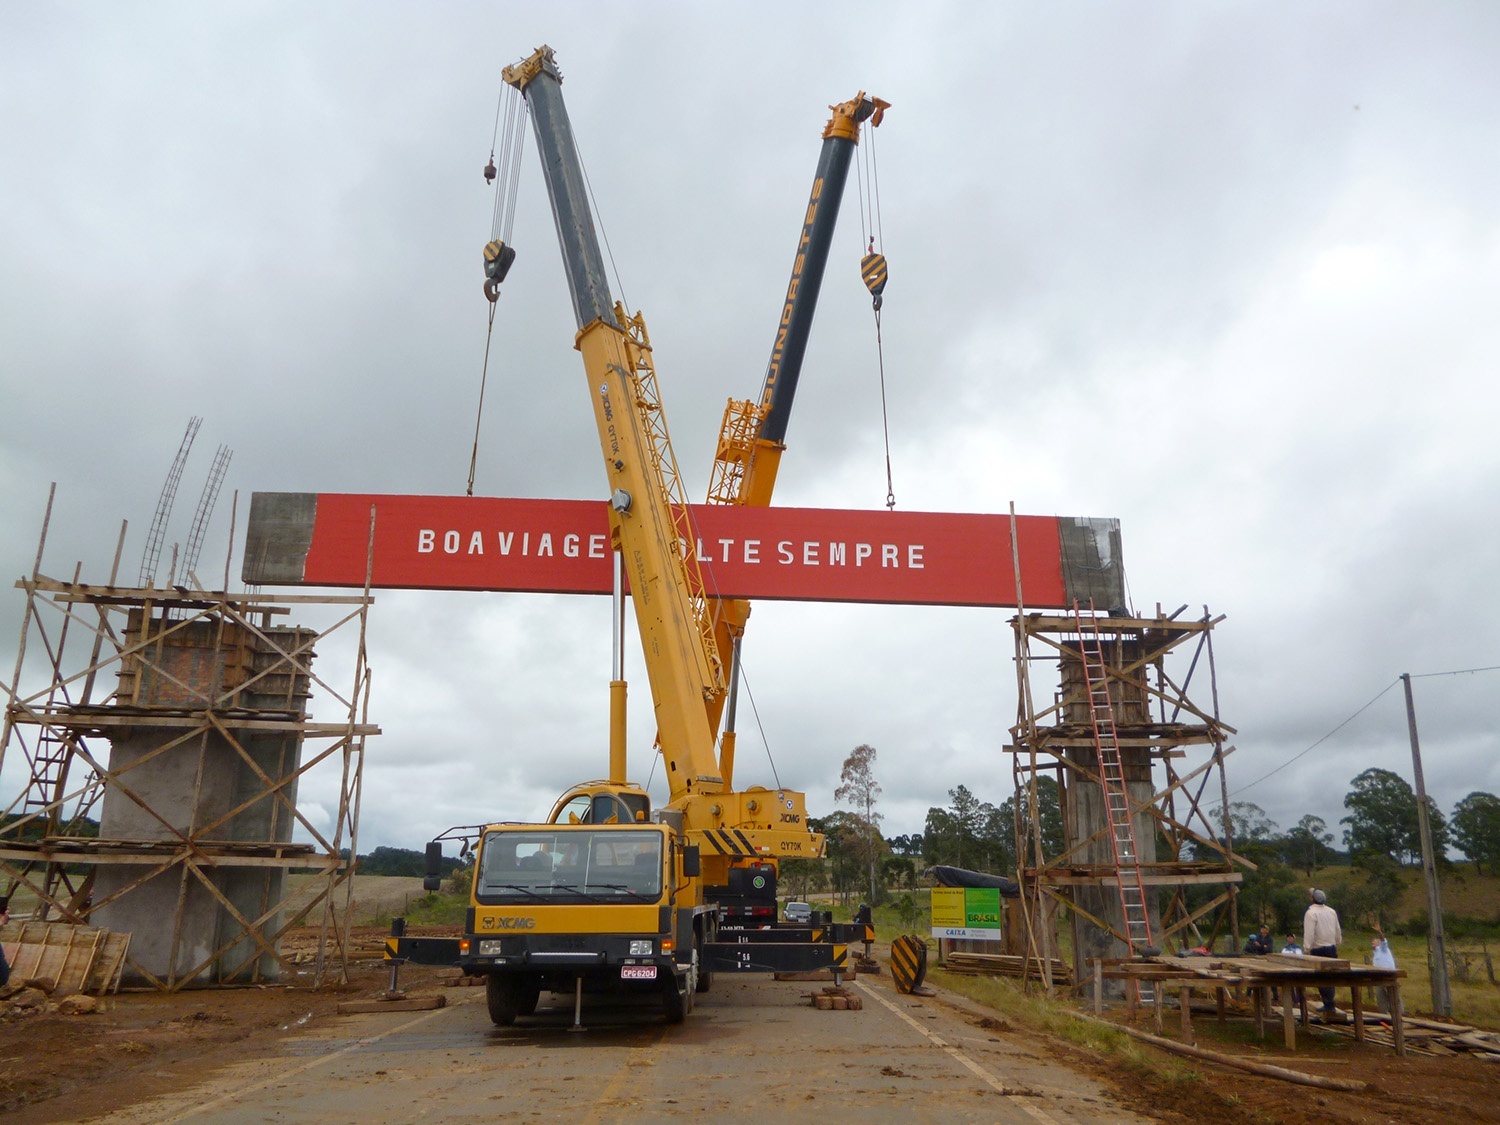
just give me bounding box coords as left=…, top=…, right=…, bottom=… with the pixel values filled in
left=1008, top=605, right=1248, bottom=995
left=1, top=497, right=378, bottom=991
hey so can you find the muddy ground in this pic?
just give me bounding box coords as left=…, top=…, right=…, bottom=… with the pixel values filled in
left=2, top=924, right=1498, bottom=1124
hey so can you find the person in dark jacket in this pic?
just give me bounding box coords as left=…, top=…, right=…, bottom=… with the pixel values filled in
left=1243, top=924, right=1273, bottom=955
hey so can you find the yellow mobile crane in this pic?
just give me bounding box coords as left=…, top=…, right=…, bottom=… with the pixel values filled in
left=407, top=46, right=881, bottom=1026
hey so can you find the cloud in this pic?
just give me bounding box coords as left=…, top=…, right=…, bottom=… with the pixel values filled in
left=2, top=3, right=1498, bottom=857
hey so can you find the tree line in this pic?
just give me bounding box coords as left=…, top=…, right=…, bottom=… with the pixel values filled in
left=784, top=748, right=1500, bottom=928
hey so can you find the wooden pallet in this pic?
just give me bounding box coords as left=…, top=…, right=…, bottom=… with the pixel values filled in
left=3, top=921, right=131, bottom=995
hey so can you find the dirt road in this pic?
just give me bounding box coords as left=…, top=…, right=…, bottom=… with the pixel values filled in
left=92, top=972, right=1146, bottom=1124
left=7, top=913, right=1494, bottom=1123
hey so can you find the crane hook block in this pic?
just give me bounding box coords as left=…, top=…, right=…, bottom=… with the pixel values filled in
left=483, top=156, right=497, bottom=184
left=483, top=240, right=516, bottom=302
left=861, top=252, right=888, bottom=302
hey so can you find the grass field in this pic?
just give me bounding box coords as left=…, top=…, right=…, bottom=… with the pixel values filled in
left=845, top=875, right=1500, bottom=1029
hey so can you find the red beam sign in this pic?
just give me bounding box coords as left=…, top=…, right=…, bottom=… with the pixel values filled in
left=243, top=493, right=1123, bottom=610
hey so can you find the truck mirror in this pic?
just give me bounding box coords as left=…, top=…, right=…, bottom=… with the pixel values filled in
left=423, top=841, right=444, bottom=892
left=681, top=845, right=700, bottom=879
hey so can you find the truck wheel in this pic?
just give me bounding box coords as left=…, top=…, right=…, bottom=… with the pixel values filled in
left=662, top=953, right=694, bottom=1024
left=662, top=974, right=689, bottom=1024
left=487, top=972, right=524, bottom=1026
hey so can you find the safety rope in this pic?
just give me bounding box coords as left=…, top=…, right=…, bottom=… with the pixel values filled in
left=872, top=287, right=896, bottom=511
left=466, top=299, right=500, bottom=496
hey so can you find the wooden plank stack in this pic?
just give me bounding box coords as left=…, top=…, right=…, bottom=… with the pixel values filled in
left=943, top=951, right=1074, bottom=987
left=1313, top=1010, right=1500, bottom=1059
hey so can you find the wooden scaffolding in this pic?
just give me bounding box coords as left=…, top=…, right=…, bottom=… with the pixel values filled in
left=0, top=498, right=378, bottom=990
left=1008, top=605, right=1246, bottom=994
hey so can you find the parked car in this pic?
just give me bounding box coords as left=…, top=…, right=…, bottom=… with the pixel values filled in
left=784, top=901, right=812, bottom=924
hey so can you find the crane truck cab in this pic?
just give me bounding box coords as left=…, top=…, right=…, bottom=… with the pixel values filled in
left=449, top=818, right=707, bottom=1025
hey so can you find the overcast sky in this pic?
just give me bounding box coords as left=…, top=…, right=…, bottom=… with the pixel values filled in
left=3, top=2, right=1497, bottom=860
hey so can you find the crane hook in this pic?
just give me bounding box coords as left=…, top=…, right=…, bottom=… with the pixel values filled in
left=861, top=239, right=888, bottom=311
left=483, top=153, right=497, bottom=185
left=483, top=239, right=516, bottom=303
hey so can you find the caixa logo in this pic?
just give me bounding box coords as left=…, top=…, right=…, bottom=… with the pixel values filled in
left=481, top=916, right=537, bottom=930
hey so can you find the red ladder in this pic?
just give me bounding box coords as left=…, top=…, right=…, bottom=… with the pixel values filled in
left=1072, top=601, right=1155, bottom=965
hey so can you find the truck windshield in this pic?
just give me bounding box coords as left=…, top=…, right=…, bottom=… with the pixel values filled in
left=476, top=829, right=663, bottom=903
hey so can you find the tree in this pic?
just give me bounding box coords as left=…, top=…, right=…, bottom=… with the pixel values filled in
left=977, top=801, right=1015, bottom=874
left=1285, top=814, right=1336, bottom=876
left=778, top=856, right=828, bottom=902
left=357, top=845, right=464, bottom=878
left=1338, top=852, right=1406, bottom=929
left=835, top=744, right=884, bottom=905
left=1213, top=801, right=1278, bottom=847
left=887, top=833, right=924, bottom=858
left=1341, top=767, right=1449, bottom=865
left=880, top=854, right=916, bottom=891
left=1019, top=776, right=1065, bottom=861
left=1451, top=791, right=1500, bottom=874
left=1238, top=853, right=1299, bottom=931
left=922, top=807, right=960, bottom=868
left=947, top=784, right=983, bottom=866
left=818, top=810, right=865, bottom=905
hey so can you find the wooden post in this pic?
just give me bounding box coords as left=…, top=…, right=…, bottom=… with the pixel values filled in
left=1153, top=986, right=1164, bottom=1035
left=1283, top=988, right=1297, bottom=1049
left=1216, top=986, right=1226, bottom=1023
left=1179, top=987, right=1192, bottom=1042
left=1391, top=982, right=1405, bottom=1057
left=1253, top=986, right=1264, bottom=1040
left=1351, top=981, right=1365, bottom=1043
left=1402, top=673, right=1452, bottom=1018
left=1093, top=959, right=1103, bottom=1014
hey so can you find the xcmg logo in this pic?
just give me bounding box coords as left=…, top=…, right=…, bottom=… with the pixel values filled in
left=480, top=916, right=537, bottom=930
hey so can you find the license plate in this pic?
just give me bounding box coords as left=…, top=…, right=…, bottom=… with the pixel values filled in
left=620, top=964, right=658, bottom=980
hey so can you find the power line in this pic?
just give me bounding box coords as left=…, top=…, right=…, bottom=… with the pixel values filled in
left=1230, top=678, right=1400, bottom=796
left=1229, top=662, right=1499, bottom=798
left=1410, top=663, right=1500, bottom=679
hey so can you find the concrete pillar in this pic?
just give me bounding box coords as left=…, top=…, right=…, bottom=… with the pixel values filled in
left=93, top=611, right=312, bottom=986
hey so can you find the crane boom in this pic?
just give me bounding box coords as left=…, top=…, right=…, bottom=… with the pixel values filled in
left=758, top=92, right=888, bottom=449
left=504, top=46, right=726, bottom=794
left=704, top=92, right=887, bottom=782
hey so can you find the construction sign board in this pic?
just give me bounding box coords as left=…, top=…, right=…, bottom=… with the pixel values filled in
left=242, top=493, right=1124, bottom=610
left=930, top=886, right=1003, bottom=942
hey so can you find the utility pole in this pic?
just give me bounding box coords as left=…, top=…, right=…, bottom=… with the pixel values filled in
left=1402, top=672, right=1452, bottom=1017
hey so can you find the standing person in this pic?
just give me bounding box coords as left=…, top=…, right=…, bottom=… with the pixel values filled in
left=1371, top=929, right=1397, bottom=1015
left=1303, top=888, right=1343, bottom=1015
left=0, top=897, right=10, bottom=988
left=1280, top=933, right=1305, bottom=1013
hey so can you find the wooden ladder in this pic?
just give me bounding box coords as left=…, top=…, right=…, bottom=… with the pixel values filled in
left=1073, top=601, right=1156, bottom=1001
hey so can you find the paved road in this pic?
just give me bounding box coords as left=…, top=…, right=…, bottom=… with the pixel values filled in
left=101, top=973, right=1151, bottom=1124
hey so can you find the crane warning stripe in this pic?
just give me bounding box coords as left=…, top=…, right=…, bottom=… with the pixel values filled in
left=242, top=493, right=1122, bottom=610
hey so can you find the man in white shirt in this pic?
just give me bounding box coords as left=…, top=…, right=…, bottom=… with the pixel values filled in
left=1303, top=888, right=1343, bottom=1014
